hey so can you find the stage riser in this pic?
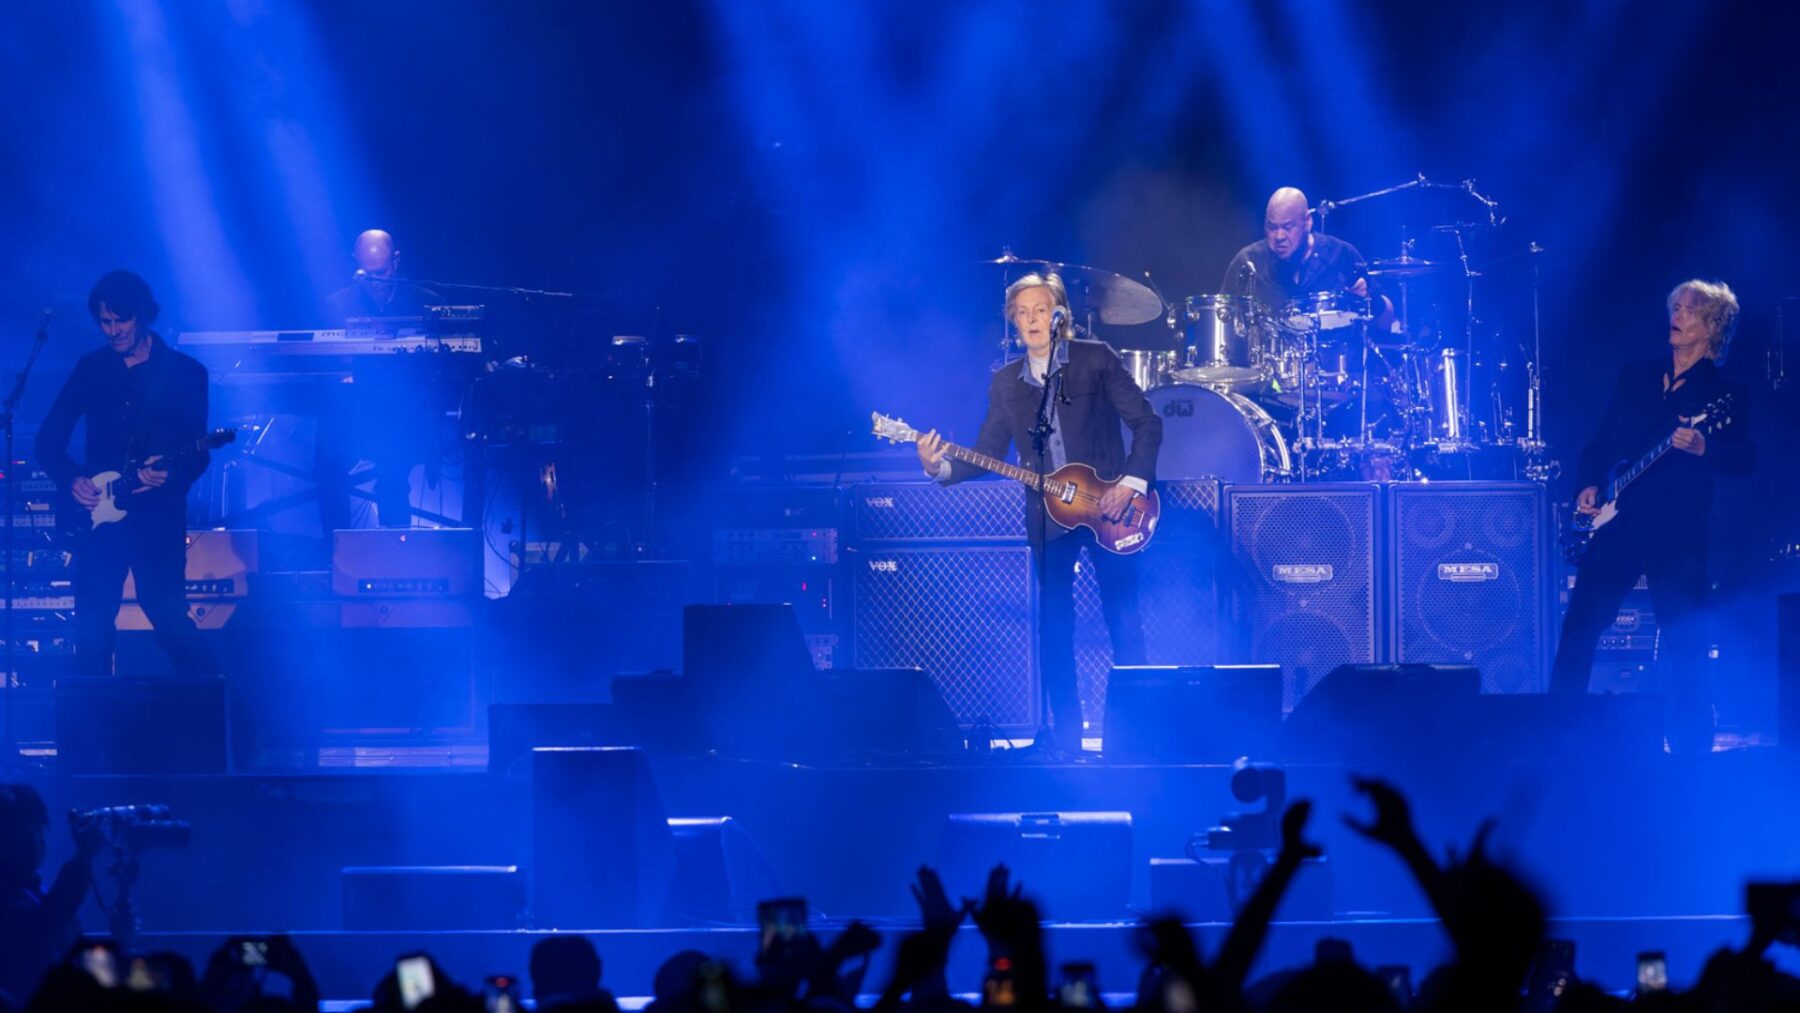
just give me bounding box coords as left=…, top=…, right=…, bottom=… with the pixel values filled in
left=32, top=746, right=1798, bottom=936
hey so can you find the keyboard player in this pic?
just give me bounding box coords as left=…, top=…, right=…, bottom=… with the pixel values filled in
left=319, top=228, right=445, bottom=530
left=324, top=229, right=442, bottom=323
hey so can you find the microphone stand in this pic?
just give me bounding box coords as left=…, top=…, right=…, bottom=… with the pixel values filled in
left=3, top=312, right=51, bottom=767
left=1027, top=325, right=1061, bottom=755
left=361, top=272, right=589, bottom=303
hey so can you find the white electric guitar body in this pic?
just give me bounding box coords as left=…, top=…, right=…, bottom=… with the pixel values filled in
left=73, top=428, right=237, bottom=531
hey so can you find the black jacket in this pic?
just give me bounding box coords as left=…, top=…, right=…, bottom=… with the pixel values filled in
left=35, top=334, right=212, bottom=515
left=1575, top=357, right=1752, bottom=535
left=946, top=338, right=1162, bottom=544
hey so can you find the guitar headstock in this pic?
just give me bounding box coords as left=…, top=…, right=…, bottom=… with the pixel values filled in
left=870, top=411, right=921, bottom=445
left=204, top=427, right=239, bottom=450
left=1689, top=394, right=1736, bottom=433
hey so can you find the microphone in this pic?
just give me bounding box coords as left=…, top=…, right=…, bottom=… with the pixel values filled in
left=1239, top=259, right=1258, bottom=293
left=34, top=308, right=52, bottom=343
left=353, top=268, right=370, bottom=283
left=1051, top=307, right=1067, bottom=340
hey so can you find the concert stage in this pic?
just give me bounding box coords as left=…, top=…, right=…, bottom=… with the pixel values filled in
left=26, top=735, right=1800, bottom=1001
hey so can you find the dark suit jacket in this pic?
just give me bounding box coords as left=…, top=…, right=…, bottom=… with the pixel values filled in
left=1574, top=357, right=1752, bottom=541
left=35, top=334, right=211, bottom=523
left=945, top=338, right=1162, bottom=545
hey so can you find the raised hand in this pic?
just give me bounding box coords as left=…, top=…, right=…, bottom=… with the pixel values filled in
left=910, top=865, right=964, bottom=935
left=968, top=863, right=1024, bottom=939
left=1445, top=818, right=1498, bottom=870
left=1279, top=799, right=1324, bottom=862
left=1343, top=776, right=1421, bottom=853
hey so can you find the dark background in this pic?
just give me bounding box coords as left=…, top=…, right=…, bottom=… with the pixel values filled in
left=1, top=0, right=1796, bottom=715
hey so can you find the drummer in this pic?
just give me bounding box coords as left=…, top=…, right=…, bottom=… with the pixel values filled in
left=1222, top=187, right=1394, bottom=329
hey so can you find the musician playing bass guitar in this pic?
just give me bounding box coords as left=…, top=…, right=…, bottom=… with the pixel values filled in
left=35, top=270, right=218, bottom=677
left=1550, top=279, right=1753, bottom=754
left=916, top=272, right=1162, bottom=756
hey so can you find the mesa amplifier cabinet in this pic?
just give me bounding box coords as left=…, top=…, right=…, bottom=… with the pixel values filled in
left=852, top=481, right=1025, bottom=543
left=852, top=545, right=1038, bottom=733
left=1387, top=482, right=1552, bottom=693
left=331, top=528, right=480, bottom=597
left=1224, top=484, right=1382, bottom=710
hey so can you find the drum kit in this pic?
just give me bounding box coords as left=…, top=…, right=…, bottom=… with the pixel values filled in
left=983, top=175, right=1555, bottom=485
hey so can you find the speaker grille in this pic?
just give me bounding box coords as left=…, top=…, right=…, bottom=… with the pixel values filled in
left=1391, top=483, right=1550, bottom=693
left=1226, top=485, right=1380, bottom=710
left=852, top=482, right=1025, bottom=543
left=853, top=546, right=1038, bottom=732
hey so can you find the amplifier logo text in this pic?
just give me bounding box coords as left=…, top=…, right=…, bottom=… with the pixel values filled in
left=1272, top=564, right=1333, bottom=584
left=868, top=560, right=898, bottom=573
left=1436, top=562, right=1500, bottom=583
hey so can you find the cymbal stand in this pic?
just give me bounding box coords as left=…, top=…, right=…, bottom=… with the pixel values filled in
left=1316, top=172, right=1480, bottom=234
left=1445, top=223, right=1480, bottom=447
left=1521, top=242, right=1559, bottom=480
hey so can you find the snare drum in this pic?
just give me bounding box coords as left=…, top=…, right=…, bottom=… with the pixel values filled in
left=1118, top=348, right=1179, bottom=392
left=1283, top=291, right=1370, bottom=332
left=1174, top=294, right=1265, bottom=389
left=1144, top=383, right=1290, bottom=483
left=1261, top=329, right=1359, bottom=409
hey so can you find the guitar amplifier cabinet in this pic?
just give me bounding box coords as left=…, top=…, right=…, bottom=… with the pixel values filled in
left=1564, top=573, right=1661, bottom=694
left=1225, top=484, right=1383, bottom=710
left=123, top=529, right=259, bottom=601
left=332, top=528, right=479, bottom=597
left=853, top=545, right=1038, bottom=732
left=1388, top=482, right=1552, bottom=694
left=852, top=482, right=1025, bottom=543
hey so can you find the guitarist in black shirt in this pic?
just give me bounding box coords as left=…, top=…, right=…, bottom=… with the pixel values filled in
left=1550, top=280, right=1754, bottom=753
left=917, top=272, right=1162, bottom=755
left=35, top=271, right=217, bottom=676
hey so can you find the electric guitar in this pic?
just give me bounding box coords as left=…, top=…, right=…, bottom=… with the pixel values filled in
left=75, top=428, right=237, bottom=530
left=871, top=411, right=1160, bottom=555
left=1564, top=394, right=1732, bottom=563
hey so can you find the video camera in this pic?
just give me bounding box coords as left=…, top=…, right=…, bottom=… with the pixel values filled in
left=68, top=805, right=190, bottom=854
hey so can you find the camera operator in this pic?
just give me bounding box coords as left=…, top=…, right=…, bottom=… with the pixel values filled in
left=0, top=783, right=104, bottom=1003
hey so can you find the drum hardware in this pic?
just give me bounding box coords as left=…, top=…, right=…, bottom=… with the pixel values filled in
left=1363, top=255, right=1443, bottom=279
left=1174, top=294, right=1265, bottom=389
left=1315, top=172, right=1504, bottom=235
left=1281, top=291, right=1371, bottom=333
left=1119, top=348, right=1180, bottom=393
left=979, top=249, right=1166, bottom=327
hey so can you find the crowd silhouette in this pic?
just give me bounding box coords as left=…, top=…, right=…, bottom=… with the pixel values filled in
left=2, top=777, right=1795, bottom=1012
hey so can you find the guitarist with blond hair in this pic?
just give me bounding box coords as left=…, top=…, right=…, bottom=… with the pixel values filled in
left=1551, top=279, right=1754, bottom=753
left=36, top=270, right=217, bottom=677
left=916, top=272, right=1162, bottom=756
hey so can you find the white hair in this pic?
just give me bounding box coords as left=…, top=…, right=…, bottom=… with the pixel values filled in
left=1667, top=279, right=1740, bottom=362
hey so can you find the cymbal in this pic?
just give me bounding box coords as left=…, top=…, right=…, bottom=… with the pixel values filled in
left=1365, top=255, right=1442, bottom=278
left=979, top=251, right=1164, bottom=326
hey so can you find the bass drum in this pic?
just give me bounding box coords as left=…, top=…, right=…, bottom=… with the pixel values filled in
left=1143, top=384, right=1290, bottom=484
